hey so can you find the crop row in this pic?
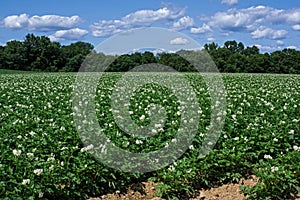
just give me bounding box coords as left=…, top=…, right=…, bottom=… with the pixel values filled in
left=0, top=72, right=299, bottom=199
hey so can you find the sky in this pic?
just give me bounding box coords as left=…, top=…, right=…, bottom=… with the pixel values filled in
left=1, top=0, right=300, bottom=53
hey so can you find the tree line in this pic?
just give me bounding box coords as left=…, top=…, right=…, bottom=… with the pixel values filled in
left=0, top=33, right=299, bottom=74
left=0, top=34, right=94, bottom=72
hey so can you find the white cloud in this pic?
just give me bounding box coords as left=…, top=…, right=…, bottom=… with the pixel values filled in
left=221, top=0, right=238, bottom=6
left=2, top=13, right=82, bottom=31
left=292, top=24, right=300, bottom=30
left=190, top=23, right=212, bottom=34
left=122, top=7, right=183, bottom=24
left=276, top=40, right=284, bottom=46
left=253, top=44, right=280, bottom=52
left=280, top=9, right=300, bottom=24
left=2, top=13, right=29, bottom=29
left=207, top=37, right=215, bottom=42
left=208, top=6, right=277, bottom=32
left=286, top=46, right=298, bottom=49
left=206, top=6, right=300, bottom=31
left=172, top=16, right=194, bottom=30
left=91, top=6, right=185, bottom=37
left=170, top=37, right=189, bottom=45
left=251, top=26, right=288, bottom=39
left=49, top=28, right=88, bottom=41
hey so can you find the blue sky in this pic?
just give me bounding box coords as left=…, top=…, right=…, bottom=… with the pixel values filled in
left=1, top=0, right=300, bottom=52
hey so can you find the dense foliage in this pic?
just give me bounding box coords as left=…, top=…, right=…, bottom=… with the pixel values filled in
left=0, top=34, right=300, bottom=73
left=0, top=34, right=94, bottom=72
left=0, top=72, right=299, bottom=199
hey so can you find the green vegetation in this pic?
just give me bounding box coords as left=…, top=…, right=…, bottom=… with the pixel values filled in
left=0, top=34, right=300, bottom=73
left=0, top=69, right=33, bottom=74
left=0, top=34, right=94, bottom=72
left=0, top=72, right=299, bottom=199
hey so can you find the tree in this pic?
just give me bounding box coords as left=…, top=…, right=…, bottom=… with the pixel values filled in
left=61, top=54, right=85, bottom=72
left=61, top=41, right=94, bottom=72
left=1, top=34, right=300, bottom=74
left=204, top=42, right=218, bottom=52
left=3, top=40, right=26, bottom=70
left=0, top=45, right=5, bottom=69
left=141, top=51, right=157, bottom=64
left=242, top=46, right=259, bottom=56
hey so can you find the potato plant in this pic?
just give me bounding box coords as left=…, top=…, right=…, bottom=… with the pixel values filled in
left=0, top=72, right=299, bottom=199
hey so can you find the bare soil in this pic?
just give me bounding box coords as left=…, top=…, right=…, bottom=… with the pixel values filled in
left=88, top=175, right=300, bottom=200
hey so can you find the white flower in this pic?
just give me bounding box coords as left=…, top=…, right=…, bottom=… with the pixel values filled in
left=135, top=139, right=143, bottom=145
left=151, top=129, right=157, bottom=134
left=139, top=115, right=145, bottom=121
left=168, top=165, right=175, bottom=171
left=22, top=179, right=30, bottom=185
left=49, top=165, right=54, bottom=171
left=289, top=130, right=295, bottom=134
left=232, top=114, right=236, bottom=120
left=47, top=157, right=55, bottom=162
left=38, top=192, right=44, bottom=198
left=13, top=149, right=22, bottom=156
left=171, top=138, right=177, bottom=143
left=27, top=153, right=34, bottom=157
left=264, top=154, right=273, bottom=159
left=273, top=138, right=278, bottom=142
left=233, top=137, right=239, bottom=141
left=271, top=166, right=279, bottom=172
left=155, top=124, right=162, bottom=128
left=33, top=169, right=43, bottom=176
left=293, top=145, right=299, bottom=151
left=189, top=145, right=195, bottom=150
left=80, top=144, right=94, bottom=152
left=29, top=131, right=36, bottom=136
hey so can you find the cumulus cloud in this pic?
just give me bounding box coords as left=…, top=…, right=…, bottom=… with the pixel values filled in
left=292, top=24, right=300, bottom=30
left=286, top=45, right=298, bottom=49
left=251, top=26, right=288, bottom=39
left=190, top=23, right=212, bottom=34
left=276, top=40, right=284, bottom=46
left=172, top=16, right=194, bottom=30
left=208, top=6, right=278, bottom=32
left=207, top=5, right=300, bottom=35
left=2, top=13, right=82, bottom=31
left=2, top=13, right=29, bottom=29
left=273, top=9, right=300, bottom=24
left=169, top=37, right=189, bottom=45
left=221, top=0, right=238, bottom=6
left=49, top=28, right=88, bottom=41
left=91, top=6, right=185, bottom=37
left=253, top=44, right=275, bottom=52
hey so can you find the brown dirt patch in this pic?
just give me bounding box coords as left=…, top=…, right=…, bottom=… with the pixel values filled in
left=88, top=175, right=300, bottom=200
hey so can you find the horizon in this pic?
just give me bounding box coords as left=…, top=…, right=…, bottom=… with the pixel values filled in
left=1, top=0, right=300, bottom=53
